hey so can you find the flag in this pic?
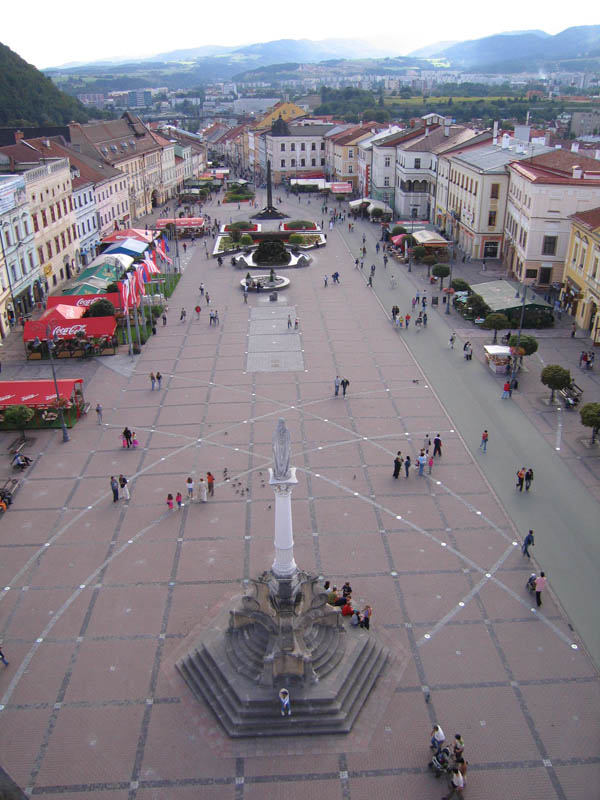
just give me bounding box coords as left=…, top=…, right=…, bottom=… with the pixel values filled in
left=118, top=278, right=129, bottom=311
left=162, top=234, right=170, bottom=253
left=135, top=266, right=146, bottom=296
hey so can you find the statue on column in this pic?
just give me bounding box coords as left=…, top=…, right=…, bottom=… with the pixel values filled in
left=272, top=418, right=291, bottom=481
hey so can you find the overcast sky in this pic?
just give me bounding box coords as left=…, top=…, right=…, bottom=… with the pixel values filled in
left=2, top=0, right=594, bottom=69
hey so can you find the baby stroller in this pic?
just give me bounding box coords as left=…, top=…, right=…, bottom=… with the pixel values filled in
left=526, top=573, right=537, bottom=593
left=429, top=746, right=452, bottom=778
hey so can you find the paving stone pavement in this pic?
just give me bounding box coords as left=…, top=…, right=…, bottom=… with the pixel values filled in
left=0, top=192, right=598, bottom=800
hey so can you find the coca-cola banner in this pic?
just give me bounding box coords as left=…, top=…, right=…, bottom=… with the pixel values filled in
left=23, top=317, right=117, bottom=342
left=47, top=293, right=124, bottom=310
left=0, top=379, right=84, bottom=408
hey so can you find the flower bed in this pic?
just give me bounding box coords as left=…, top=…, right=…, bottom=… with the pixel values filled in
left=281, top=220, right=318, bottom=231
left=223, top=221, right=259, bottom=232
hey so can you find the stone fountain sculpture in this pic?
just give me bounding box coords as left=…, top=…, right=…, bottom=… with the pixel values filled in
left=176, top=419, right=389, bottom=737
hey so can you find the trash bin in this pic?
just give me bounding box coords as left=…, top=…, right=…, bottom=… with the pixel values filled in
left=269, top=292, right=277, bottom=302
left=432, top=296, right=439, bottom=306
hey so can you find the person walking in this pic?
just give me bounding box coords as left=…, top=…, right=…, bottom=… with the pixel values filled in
left=180, top=308, right=186, bottom=322
left=156, top=372, right=162, bottom=389
left=119, top=474, right=130, bottom=501
left=525, top=467, right=534, bottom=491
left=122, top=427, right=133, bottom=448
left=442, top=767, right=465, bottom=800
left=176, top=491, right=183, bottom=509
left=427, top=454, right=434, bottom=474
left=516, top=467, right=525, bottom=491
left=449, top=332, right=456, bottom=349
left=199, top=282, right=205, bottom=296
left=279, top=687, right=292, bottom=716
left=367, top=274, right=373, bottom=287
left=430, top=724, right=445, bottom=753
left=571, top=323, right=576, bottom=338
left=502, top=380, right=511, bottom=399
left=334, top=375, right=341, bottom=396
left=0, top=645, right=9, bottom=666
left=393, top=451, right=402, bottom=479
left=360, top=605, right=372, bottom=630
left=522, top=529, right=534, bottom=558
left=404, top=454, right=411, bottom=478
left=166, top=493, right=174, bottom=510
left=480, top=430, right=489, bottom=451
left=150, top=372, right=156, bottom=391
left=95, top=403, right=103, bottom=424
left=405, top=313, right=410, bottom=329
left=205, top=292, right=210, bottom=306
left=535, top=571, right=547, bottom=607
left=110, top=476, right=119, bottom=502
left=195, top=305, right=202, bottom=320
left=340, top=377, right=350, bottom=397
left=288, top=314, right=292, bottom=329
left=206, top=471, right=215, bottom=497
left=417, top=450, right=427, bottom=476
left=186, top=477, right=194, bottom=501
left=198, top=478, right=208, bottom=503
left=433, top=434, right=442, bottom=457
left=162, top=312, right=167, bottom=326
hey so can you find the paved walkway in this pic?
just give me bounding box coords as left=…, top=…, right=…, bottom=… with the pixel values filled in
left=0, top=191, right=598, bottom=799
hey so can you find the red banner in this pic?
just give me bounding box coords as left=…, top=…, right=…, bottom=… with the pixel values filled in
left=23, top=316, right=117, bottom=342
left=46, top=293, right=123, bottom=310
left=155, top=217, right=205, bottom=229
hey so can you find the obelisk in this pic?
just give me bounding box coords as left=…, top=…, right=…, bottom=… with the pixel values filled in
left=269, top=418, right=297, bottom=578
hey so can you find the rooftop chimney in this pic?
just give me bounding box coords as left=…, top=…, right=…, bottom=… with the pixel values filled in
left=571, top=142, right=579, bottom=153
left=572, top=165, right=582, bottom=179
left=493, top=120, right=499, bottom=146
left=595, top=150, right=600, bottom=161
left=444, top=117, right=451, bottom=137
left=501, top=133, right=510, bottom=149
left=14, top=130, right=24, bottom=142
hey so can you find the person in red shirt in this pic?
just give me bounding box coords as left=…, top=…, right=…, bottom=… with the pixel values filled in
left=206, top=471, right=215, bottom=497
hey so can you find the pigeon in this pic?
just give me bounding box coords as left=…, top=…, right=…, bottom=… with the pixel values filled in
left=412, top=379, right=419, bottom=384
left=267, top=505, right=271, bottom=510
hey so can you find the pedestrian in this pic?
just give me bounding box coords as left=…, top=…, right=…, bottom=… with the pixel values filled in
left=205, top=293, right=210, bottom=305
left=122, top=427, right=132, bottom=448
left=442, top=767, right=465, bottom=800
left=186, top=476, right=194, bottom=500
left=453, top=733, right=465, bottom=759
left=522, top=529, right=534, bottom=557
left=341, top=377, right=350, bottom=397
left=156, top=372, right=162, bottom=389
left=525, top=467, right=534, bottom=491
left=288, top=314, right=292, bottom=329
left=207, top=471, right=215, bottom=496
left=180, top=307, right=186, bottom=322
left=243, top=288, right=248, bottom=303
left=119, top=474, right=130, bottom=501
left=279, top=687, right=292, bottom=716
left=579, top=350, right=586, bottom=368
left=367, top=275, right=373, bottom=287
left=166, top=493, right=174, bottom=510
left=480, top=430, right=489, bottom=451
left=427, top=454, right=434, bottom=474
left=0, top=645, right=8, bottom=666
left=294, top=318, right=299, bottom=330
left=95, top=403, right=103, bottom=424
left=110, top=476, right=119, bottom=502
left=430, top=724, right=445, bottom=753
left=183, top=242, right=187, bottom=253
left=405, top=313, right=410, bottom=329
left=423, top=433, right=431, bottom=453
left=535, top=571, right=547, bottom=607
left=200, top=282, right=205, bottom=296
left=571, top=323, right=576, bottom=338
left=412, top=297, right=417, bottom=310
left=502, top=381, right=511, bottom=399
left=150, top=372, right=156, bottom=391
left=433, top=434, right=442, bottom=457
left=162, top=312, right=167, bottom=326
left=195, top=305, right=201, bottom=320
left=422, top=312, right=428, bottom=327
left=516, top=467, right=525, bottom=491
left=176, top=491, right=183, bottom=509
left=417, top=450, right=427, bottom=475
left=466, top=343, right=472, bottom=360
left=376, top=242, right=380, bottom=254
left=360, top=605, right=372, bottom=630
left=404, top=454, right=411, bottom=477
left=324, top=274, right=328, bottom=287
left=449, top=332, right=456, bottom=349
left=198, top=478, right=208, bottom=503
left=334, top=375, right=341, bottom=396
left=393, top=451, right=402, bottom=479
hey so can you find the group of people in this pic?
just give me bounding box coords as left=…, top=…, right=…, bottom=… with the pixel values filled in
left=149, top=372, right=163, bottom=390
left=390, top=306, right=428, bottom=331
left=430, top=725, right=468, bottom=799
left=324, top=581, right=372, bottom=629
left=121, top=427, right=139, bottom=449
left=166, top=473, right=215, bottom=509
left=333, top=375, right=350, bottom=397
left=392, top=435, right=442, bottom=479
left=110, top=474, right=130, bottom=502
left=578, top=350, right=595, bottom=370
left=515, top=467, right=534, bottom=492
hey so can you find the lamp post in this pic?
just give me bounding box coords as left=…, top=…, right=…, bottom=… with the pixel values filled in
left=509, top=281, right=528, bottom=389
left=46, top=325, right=70, bottom=443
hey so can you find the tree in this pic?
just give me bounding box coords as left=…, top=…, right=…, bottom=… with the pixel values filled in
left=84, top=299, right=116, bottom=317
left=508, top=334, right=538, bottom=357
left=482, top=313, right=510, bottom=343
left=413, top=246, right=427, bottom=263
left=540, top=364, right=571, bottom=403
left=451, top=278, right=470, bottom=293
left=580, top=402, right=600, bottom=444
left=422, top=254, right=436, bottom=276
left=371, top=207, right=384, bottom=219
left=391, top=226, right=407, bottom=236
left=432, top=263, right=450, bottom=289
left=4, top=404, right=35, bottom=436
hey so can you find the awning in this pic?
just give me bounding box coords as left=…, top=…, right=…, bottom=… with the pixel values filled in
left=475, top=280, right=552, bottom=313
left=103, top=238, right=148, bottom=257
left=349, top=198, right=369, bottom=208
left=367, top=200, right=392, bottom=214
left=391, top=234, right=407, bottom=246
left=0, top=379, right=83, bottom=408
left=484, top=345, right=512, bottom=357
left=87, top=253, right=133, bottom=271
left=413, top=230, right=450, bottom=247
left=42, top=305, right=85, bottom=320
left=61, top=282, right=111, bottom=296
left=102, top=228, right=157, bottom=244
left=47, top=293, right=122, bottom=310
left=155, top=217, right=205, bottom=229
left=23, top=316, right=117, bottom=342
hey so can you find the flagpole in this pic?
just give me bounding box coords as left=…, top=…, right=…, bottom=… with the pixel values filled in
left=125, top=303, right=134, bottom=358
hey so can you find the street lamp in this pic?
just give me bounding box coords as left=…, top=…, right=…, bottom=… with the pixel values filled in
left=46, top=325, right=70, bottom=443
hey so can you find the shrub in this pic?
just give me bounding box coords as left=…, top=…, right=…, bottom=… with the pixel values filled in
left=4, top=404, right=35, bottom=435
left=286, top=220, right=316, bottom=230
left=254, top=239, right=291, bottom=266
left=580, top=402, right=600, bottom=444
left=288, top=233, right=304, bottom=245
left=106, top=282, right=119, bottom=293
left=83, top=299, right=115, bottom=317
left=371, top=207, right=384, bottom=218
left=432, top=263, right=450, bottom=288
left=391, top=226, right=407, bottom=236
left=465, top=293, right=490, bottom=319
left=482, top=313, right=510, bottom=342
left=240, top=234, right=254, bottom=245
left=230, top=228, right=242, bottom=243
left=508, top=334, right=538, bottom=356
left=413, top=246, right=427, bottom=262
left=451, top=278, right=470, bottom=293
left=541, top=364, right=571, bottom=402
left=226, top=220, right=253, bottom=230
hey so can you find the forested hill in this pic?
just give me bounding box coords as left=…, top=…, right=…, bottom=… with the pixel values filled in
left=0, top=43, right=89, bottom=126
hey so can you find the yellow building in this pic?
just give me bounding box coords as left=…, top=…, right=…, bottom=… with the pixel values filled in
left=563, top=207, right=600, bottom=345
left=252, top=102, right=306, bottom=131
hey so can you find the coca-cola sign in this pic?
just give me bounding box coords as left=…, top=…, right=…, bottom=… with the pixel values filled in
left=75, top=297, right=100, bottom=307
left=52, top=324, right=87, bottom=337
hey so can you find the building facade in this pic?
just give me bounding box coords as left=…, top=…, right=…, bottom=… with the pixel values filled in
left=263, top=119, right=331, bottom=185
left=562, top=207, right=600, bottom=343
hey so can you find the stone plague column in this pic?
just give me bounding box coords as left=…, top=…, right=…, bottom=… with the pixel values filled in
left=269, top=418, right=298, bottom=578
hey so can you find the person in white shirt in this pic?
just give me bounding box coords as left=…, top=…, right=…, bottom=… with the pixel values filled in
left=442, top=767, right=464, bottom=799
left=430, top=724, right=445, bottom=752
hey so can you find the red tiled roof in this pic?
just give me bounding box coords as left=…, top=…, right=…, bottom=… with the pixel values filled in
left=570, top=206, right=600, bottom=231
left=511, top=148, right=600, bottom=185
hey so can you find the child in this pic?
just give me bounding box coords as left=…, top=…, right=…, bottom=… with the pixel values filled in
left=166, top=493, right=174, bottom=510
left=176, top=491, right=183, bottom=509
left=186, top=477, right=194, bottom=500
left=132, top=432, right=139, bottom=449
left=428, top=454, right=434, bottom=474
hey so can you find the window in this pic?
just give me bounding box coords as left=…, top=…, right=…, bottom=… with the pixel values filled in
left=320, top=158, right=325, bottom=166
left=54, top=236, right=60, bottom=252
left=28, top=252, right=35, bottom=270
left=50, top=205, right=56, bottom=223
left=488, top=211, right=497, bottom=227
left=525, top=269, right=538, bottom=279
left=311, top=158, right=316, bottom=167
left=281, top=143, right=285, bottom=151
left=291, top=143, right=295, bottom=151
left=490, top=183, right=500, bottom=199
left=320, top=143, right=324, bottom=150
left=348, top=165, right=353, bottom=174
left=348, top=149, right=354, bottom=159
left=414, top=158, right=421, bottom=169
left=542, top=236, right=557, bottom=256
left=52, top=274, right=57, bottom=287
left=46, top=243, right=53, bottom=259
left=311, top=142, right=316, bottom=151
left=37, top=246, right=44, bottom=264
left=33, top=213, right=39, bottom=233
left=291, top=159, right=296, bottom=167
left=300, top=158, right=305, bottom=167
left=301, top=143, right=305, bottom=151
left=522, top=231, right=527, bottom=248
left=280, top=159, right=285, bottom=167
left=384, top=177, right=390, bottom=187
left=384, top=156, right=391, bottom=167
